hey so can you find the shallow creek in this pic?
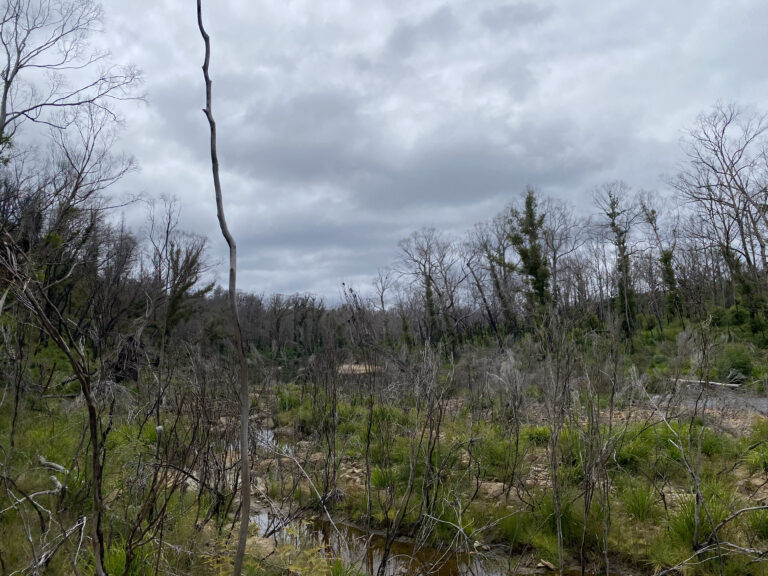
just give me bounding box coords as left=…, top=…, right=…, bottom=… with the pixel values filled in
left=250, top=428, right=611, bottom=575
left=249, top=508, right=616, bottom=576
left=251, top=507, right=521, bottom=575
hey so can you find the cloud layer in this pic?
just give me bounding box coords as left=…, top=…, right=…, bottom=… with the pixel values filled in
left=99, top=0, right=768, bottom=298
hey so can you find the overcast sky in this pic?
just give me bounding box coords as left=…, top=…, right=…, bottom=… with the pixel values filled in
left=98, top=0, right=768, bottom=299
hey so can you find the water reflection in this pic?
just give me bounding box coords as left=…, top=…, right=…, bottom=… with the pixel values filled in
left=251, top=509, right=537, bottom=576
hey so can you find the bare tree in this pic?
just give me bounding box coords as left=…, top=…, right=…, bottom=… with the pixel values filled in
left=397, top=228, right=469, bottom=344
left=0, top=0, right=139, bottom=148
left=538, top=311, right=576, bottom=574
left=0, top=85, right=135, bottom=575
left=196, top=3, right=251, bottom=575
left=468, top=211, right=521, bottom=336
left=542, top=197, right=588, bottom=308
left=674, top=103, right=768, bottom=317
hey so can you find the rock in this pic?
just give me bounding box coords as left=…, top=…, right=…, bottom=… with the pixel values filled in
left=309, top=452, right=326, bottom=465
left=247, top=535, right=276, bottom=556
left=273, top=426, right=293, bottom=437
left=536, top=559, right=556, bottom=570
left=253, top=476, right=267, bottom=494
left=478, top=481, right=505, bottom=499
left=296, top=440, right=312, bottom=457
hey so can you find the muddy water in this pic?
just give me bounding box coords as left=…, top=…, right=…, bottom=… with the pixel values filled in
left=249, top=509, right=615, bottom=576
left=251, top=508, right=519, bottom=575
left=251, top=430, right=613, bottom=575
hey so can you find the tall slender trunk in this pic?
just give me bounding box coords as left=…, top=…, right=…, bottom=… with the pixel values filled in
left=196, top=4, right=251, bottom=574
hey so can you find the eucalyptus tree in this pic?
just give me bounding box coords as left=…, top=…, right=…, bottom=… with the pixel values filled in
left=594, top=182, right=639, bottom=343
left=508, top=188, right=551, bottom=314
left=0, top=110, right=135, bottom=575
left=638, top=191, right=686, bottom=329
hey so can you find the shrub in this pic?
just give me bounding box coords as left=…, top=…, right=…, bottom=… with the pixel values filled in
left=524, top=425, right=550, bottom=446
left=744, top=447, right=768, bottom=474
left=616, top=427, right=654, bottom=471
left=717, top=342, right=753, bottom=382
left=535, top=491, right=585, bottom=548
left=750, top=417, right=768, bottom=442
left=729, top=306, right=749, bottom=326
left=104, top=540, right=151, bottom=576
left=277, top=385, right=302, bottom=412
left=370, top=466, right=390, bottom=489
left=710, top=306, right=727, bottom=327
left=700, top=427, right=734, bottom=458
left=497, top=509, right=535, bottom=548
left=669, top=486, right=731, bottom=548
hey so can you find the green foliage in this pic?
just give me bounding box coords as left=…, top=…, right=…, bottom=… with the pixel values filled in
left=496, top=509, right=535, bottom=548
left=557, top=426, right=584, bottom=484
left=29, top=343, right=71, bottom=388
left=701, top=427, right=735, bottom=458
left=749, top=417, right=768, bottom=442
left=531, top=531, right=562, bottom=564
left=616, top=427, right=654, bottom=471
left=602, top=188, right=636, bottom=342
left=523, top=425, right=550, bottom=446
left=717, top=342, right=753, bottom=381
left=277, top=384, right=302, bottom=412
left=669, top=483, right=732, bottom=549
left=620, top=480, right=657, bottom=522
left=710, top=306, right=728, bottom=327
left=370, top=404, right=409, bottom=436
left=507, top=188, right=551, bottom=310
left=429, top=502, right=476, bottom=543
left=730, top=306, right=750, bottom=326
left=370, top=466, right=390, bottom=489
left=744, top=446, right=768, bottom=474
left=104, top=540, right=152, bottom=576
left=534, top=490, right=588, bottom=548
left=337, top=403, right=365, bottom=439
left=469, top=421, right=518, bottom=480
left=748, top=510, right=768, bottom=541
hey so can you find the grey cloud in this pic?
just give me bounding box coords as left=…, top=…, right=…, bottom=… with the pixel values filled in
left=193, top=85, right=395, bottom=192
left=479, top=56, right=535, bottom=100
left=386, top=5, right=460, bottom=58
left=479, top=3, right=551, bottom=33
left=236, top=210, right=397, bottom=254
left=96, top=0, right=768, bottom=299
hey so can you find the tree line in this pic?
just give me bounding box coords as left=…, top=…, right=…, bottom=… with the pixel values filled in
left=2, top=0, right=768, bottom=574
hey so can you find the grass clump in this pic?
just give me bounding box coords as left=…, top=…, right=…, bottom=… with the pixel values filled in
left=620, top=480, right=657, bottom=522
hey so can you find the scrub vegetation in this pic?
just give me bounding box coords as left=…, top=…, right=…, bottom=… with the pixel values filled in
left=3, top=1, right=768, bottom=575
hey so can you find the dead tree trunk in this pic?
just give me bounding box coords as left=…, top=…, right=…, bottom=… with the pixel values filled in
left=196, top=4, right=251, bottom=574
